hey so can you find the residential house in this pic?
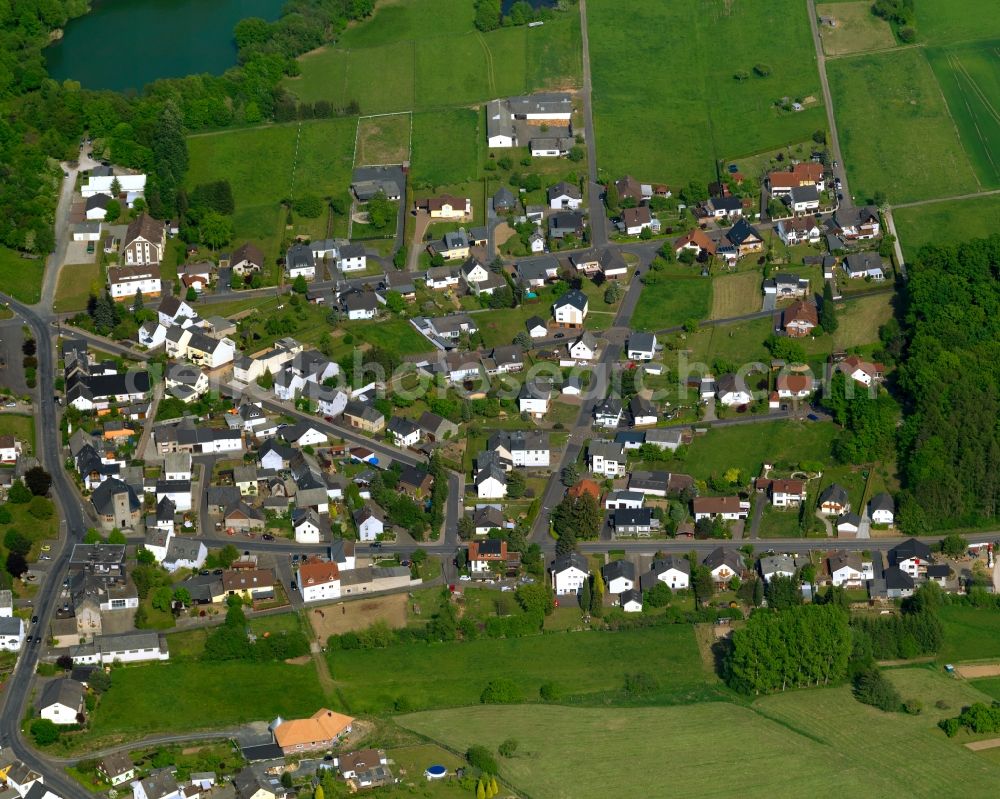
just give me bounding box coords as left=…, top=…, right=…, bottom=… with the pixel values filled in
left=706, top=195, right=743, bottom=219
left=224, top=502, right=265, bottom=534
left=703, top=548, right=744, bottom=585
left=716, top=374, right=752, bottom=407
left=0, top=436, right=21, bottom=465
left=759, top=554, right=802, bottom=583
left=673, top=229, right=717, bottom=259
left=292, top=508, right=329, bottom=545
left=605, top=489, right=644, bottom=510
left=888, top=538, right=932, bottom=579
left=272, top=709, right=354, bottom=754
left=179, top=261, right=213, bottom=294
left=122, top=214, right=165, bottom=267
left=548, top=211, right=586, bottom=240
left=231, top=770, right=278, bottom=799
left=829, top=206, right=880, bottom=241
left=776, top=217, right=821, bottom=246
left=629, top=395, right=658, bottom=427
left=842, top=252, right=886, bottom=281
left=38, top=679, right=85, bottom=725
left=692, top=496, right=749, bottom=522
left=644, top=556, right=690, bottom=590
left=776, top=373, right=814, bottom=399
left=418, top=195, right=471, bottom=219
left=133, top=772, right=183, bottom=799
left=97, top=753, right=136, bottom=787
left=296, top=558, right=340, bottom=603
left=387, top=417, right=421, bottom=448
left=108, top=265, right=162, bottom=301
left=767, top=478, right=806, bottom=507
left=398, top=465, right=433, bottom=499
left=164, top=363, right=209, bottom=403
left=342, top=290, right=379, bottom=320
left=351, top=165, right=403, bottom=201
left=231, top=242, right=264, bottom=276
left=882, top=566, right=915, bottom=599
left=568, top=330, right=598, bottom=361
left=417, top=411, right=458, bottom=442
left=279, top=422, right=328, bottom=448
left=837, top=512, right=862, bottom=536
left=593, top=397, right=624, bottom=428
left=611, top=508, right=658, bottom=536
left=468, top=538, right=508, bottom=574
left=767, top=162, right=825, bottom=195
left=85, top=193, right=113, bottom=221
left=518, top=378, right=552, bottom=418
left=343, top=400, right=385, bottom=433
left=828, top=551, right=870, bottom=587
left=424, top=264, right=461, bottom=290
left=569, top=247, right=627, bottom=280
left=726, top=219, right=764, bottom=257
left=82, top=170, right=147, bottom=202
left=461, top=257, right=504, bottom=296
left=818, top=483, right=850, bottom=515
left=620, top=588, right=643, bottom=612
left=472, top=505, right=505, bottom=536
left=516, top=255, right=559, bottom=288
left=588, top=440, right=626, bottom=478
left=493, top=186, right=516, bottom=213
left=0, top=616, right=24, bottom=652
left=165, top=327, right=236, bottom=369
left=783, top=301, right=818, bottom=337
left=285, top=244, right=316, bottom=280
left=547, top=182, right=583, bottom=210
left=926, top=564, right=951, bottom=588
left=483, top=344, right=525, bottom=375
left=869, top=493, right=895, bottom=525
left=602, top=560, right=636, bottom=594
left=353, top=505, right=384, bottom=542
left=338, top=243, right=367, bottom=272
left=627, top=332, right=657, bottom=361
left=337, top=750, right=392, bottom=789
left=429, top=229, right=471, bottom=261
left=644, top=428, right=685, bottom=452
left=785, top=185, right=820, bottom=214
left=528, top=230, right=545, bottom=253
left=418, top=313, right=478, bottom=342
left=384, top=269, right=416, bottom=300
left=157, top=294, right=196, bottom=326
left=835, top=355, right=885, bottom=387
left=622, top=206, right=653, bottom=236
left=475, top=466, right=507, bottom=500
left=488, top=430, right=550, bottom=468
left=614, top=175, right=645, bottom=205
left=550, top=552, right=590, bottom=596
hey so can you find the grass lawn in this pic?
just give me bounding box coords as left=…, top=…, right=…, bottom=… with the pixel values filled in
left=683, top=315, right=774, bottom=365
left=249, top=612, right=304, bottom=636
left=165, top=628, right=210, bottom=660
left=710, top=271, right=761, bottom=319
left=354, top=113, right=411, bottom=167
left=828, top=48, right=980, bottom=204
left=186, top=117, right=356, bottom=266
left=345, top=318, right=433, bottom=355
left=803, top=292, right=895, bottom=352
left=411, top=109, right=482, bottom=188
left=86, top=661, right=327, bottom=746
left=327, top=624, right=721, bottom=714
left=760, top=505, right=804, bottom=537
left=0, top=414, right=34, bottom=451
left=816, top=2, right=896, bottom=55
left=401, top=673, right=1000, bottom=798
left=924, top=41, right=1000, bottom=188
left=886, top=666, right=993, bottom=721
left=588, top=0, right=825, bottom=186
left=0, top=246, right=44, bottom=304
left=936, top=605, right=1000, bottom=663
left=895, top=194, right=1000, bottom=259
left=630, top=276, right=712, bottom=332
left=53, top=262, right=102, bottom=313
left=649, top=420, right=838, bottom=481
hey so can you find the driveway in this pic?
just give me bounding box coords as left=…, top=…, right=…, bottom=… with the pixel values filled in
left=406, top=210, right=431, bottom=272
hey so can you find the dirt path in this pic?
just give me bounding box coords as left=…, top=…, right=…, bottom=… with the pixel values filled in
left=956, top=663, right=1000, bottom=679
left=312, top=650, right=337, bottom=695
left=966, top=738, right=1000, bottom=751
left=407, top=210, right=431, bottom=271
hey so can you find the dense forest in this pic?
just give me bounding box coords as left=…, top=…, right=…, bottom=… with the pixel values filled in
left=895, top=234, right=1000, bottom=532
left=0, top=0, right=373, bottom=252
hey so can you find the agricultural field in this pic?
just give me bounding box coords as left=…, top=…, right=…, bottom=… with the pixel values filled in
left=915, top=0, right=1000, bottom=45
left=936, top=605, right=1000, bottom=664
left=588, top=0, right=825, bottom=186
left=630, top=276, right=713, bottom=332
left=354, top=114, right=411, bottom=167
left=894, top=195, right=1000, bottom=258
left=925, top=41, right=1000, bottom=188
left=400, top=672, right=1000, bottom=798
left=185, top=117, right=356, bottom=265
left=0, top=246, right=43, bottom=304
left=816, top=2, right=896, bottom=56
left=85, top=661, right=327, bottom=747
left=285, top=0, right=581, bottom=112
left=639, top=420, right=838, bottom=482
left=53, top=262, right=101, bottom=313
left=828, top=49, right=980, bottom=204
left=710, top=271, right=761, bottom=319
left=326, top=624, right=721, bottom=714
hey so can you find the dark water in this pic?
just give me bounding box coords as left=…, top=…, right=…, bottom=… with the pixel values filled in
left=46, top=0, right=286, bottom=92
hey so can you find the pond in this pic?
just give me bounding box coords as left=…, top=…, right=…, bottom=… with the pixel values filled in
left=46, top=0, right=286, bottom=92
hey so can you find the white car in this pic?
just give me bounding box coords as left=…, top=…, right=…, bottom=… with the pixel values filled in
left=459, top=575, right=472, bottom=582
left=501, top=585, right=514, bottom=592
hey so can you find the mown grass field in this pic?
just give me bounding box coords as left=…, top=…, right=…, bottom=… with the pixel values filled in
left=286, top=0, right=581, bottom=112
left=53, top=262, right=101, bottom=313
left=824, top=292, right=895, bottom=350
left=355, top=113, right=411, bottom=166
left=816, top=2, right=896, bottom=56
left=916, top=0, right=1000, bottom=45
left=630, top=276, right=713, bottom=332
left=894, top=194, right=1000, bottom=258
left=185, top=117, right=356, bottom=265
left=937, top=605, right=1000, bottom=664
left=588, top=0, right=825, bottom=185
left=400, top=670, right=1000, bottom=798
left=643, top=420, right=838, bottom=481
left=327, top=625, right=720, bottom=714
left=411, top=109, right=482, bottom=187
left=0, top=246, right=43, bottom=304
left=87, top=661, right=327, bottom=745
left=828, top=48, right=980, bottom=204
left=710, top=271, right=761, bottom=318
left=925, top=41, right=1000, bottom=188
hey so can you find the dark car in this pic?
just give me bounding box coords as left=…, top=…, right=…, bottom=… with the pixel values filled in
left=634, top=270, right=641, bottom=277
left=213, top=569, right=224, bottom=575
left=554, top=333, right=565, bottom=339
left=31, top=616, right=38, bottom=624
left=807, top=413, right=819, bottom=421
left=262, top=534, right=275, bottom=541
left=370, top=541, right=383, bottom=550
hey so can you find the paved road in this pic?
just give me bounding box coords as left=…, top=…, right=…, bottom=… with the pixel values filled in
left=806, top=0, right=852, bottom=205
left=577, top=0, right=608, bottom=248
left=0, top=295, right=92, bottom=799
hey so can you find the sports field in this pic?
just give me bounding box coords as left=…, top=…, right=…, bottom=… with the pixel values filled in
left=925, top=41, right=1000, bottom=188
left=588, top=0, right=825, bottom=185
left=286, top=0, right=581, bottom=112
left=710, top=271, right=761, bottom=318
left=185, top=117, right=356, bottom=261
left=816, top=2, right=896, bottom=56
left=828, top=48, right=980, bottom=204
left=894, top=194, right=1000, bottom=258
left=354, top=114, right=411, bottom=167
left=326, top=624, right=721, bottom=714
left=399, top=671, right=1000, bottom=798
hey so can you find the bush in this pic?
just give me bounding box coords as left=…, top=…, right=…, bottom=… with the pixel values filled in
left=466, top=745, right=498, bottom=775
left=30, top=719, right=60, bottom=746
left=498, top=738, right=518, bottom=758
left=904, top=698, right=923, bottom=715
left=28, top=496, right=54, bottom=520
left=0, top=506, right=10, bottom=524
left=852, top=667, right=901, bottom=712
left=480, top=677, right=522, bottom=704
left=539, top=681, right=561, bottom=701
left=623, top=671, right=659, bottom=698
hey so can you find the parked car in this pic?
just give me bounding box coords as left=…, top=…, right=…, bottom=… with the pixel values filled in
left=459, top=575, right=472, bottom=582
left=262, top=534, right=274, bottom=541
